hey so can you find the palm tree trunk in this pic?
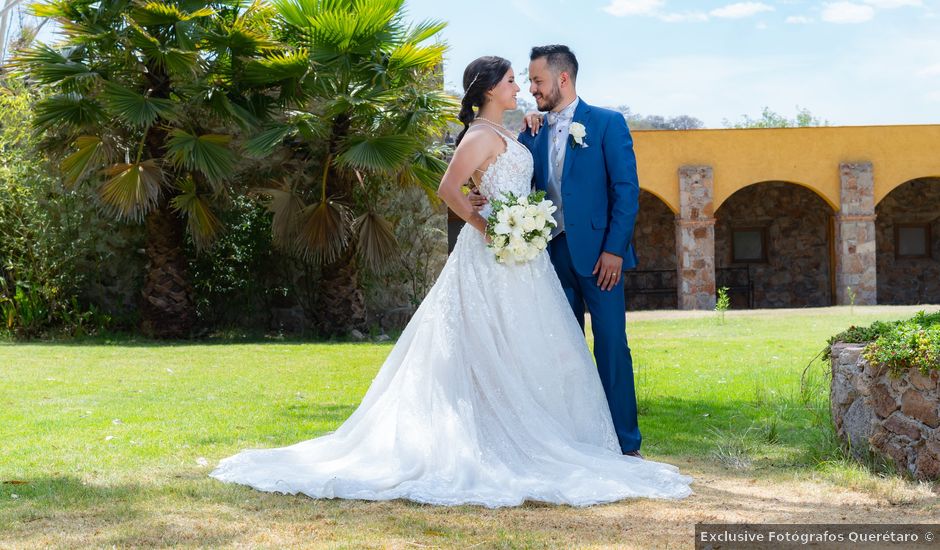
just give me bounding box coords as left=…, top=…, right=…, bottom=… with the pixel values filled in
left=317, top=246, right=366, bottom=336
left=140, top=202, right=195, bottom=338
left=314, top=112, right=368, bottom=336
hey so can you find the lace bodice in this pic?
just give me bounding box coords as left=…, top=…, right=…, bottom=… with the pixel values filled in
left=476, top=127, right=534, bottom=202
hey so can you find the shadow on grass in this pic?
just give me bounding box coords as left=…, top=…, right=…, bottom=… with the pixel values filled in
left=638, top=393, right=838, bottom=470
left=0, top=327, right=408, bottom=348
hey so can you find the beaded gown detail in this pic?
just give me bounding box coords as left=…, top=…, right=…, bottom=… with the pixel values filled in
left=210, top=128, right=693, bottom=507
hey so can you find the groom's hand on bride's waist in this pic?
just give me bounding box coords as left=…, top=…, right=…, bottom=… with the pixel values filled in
left=468, top=189, right=488, bottom=210
left=593, top=252, right=623, bottom=291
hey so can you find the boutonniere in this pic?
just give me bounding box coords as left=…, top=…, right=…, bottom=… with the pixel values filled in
left=568, top=122, right=588, bottom=149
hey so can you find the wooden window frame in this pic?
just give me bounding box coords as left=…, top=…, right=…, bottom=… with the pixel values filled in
left=895, top=223, right=932, bottom=259
left=731, top=226, right=769, bottom=264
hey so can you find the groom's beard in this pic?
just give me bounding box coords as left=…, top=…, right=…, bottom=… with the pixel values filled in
left=534, top=84, right=563, bottom=112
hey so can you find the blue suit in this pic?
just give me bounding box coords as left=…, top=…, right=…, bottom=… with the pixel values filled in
left=518, top=98, right=642, bottom=453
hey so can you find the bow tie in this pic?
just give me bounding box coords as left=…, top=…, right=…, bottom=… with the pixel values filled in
left=546, top=111, right=573, bottom=126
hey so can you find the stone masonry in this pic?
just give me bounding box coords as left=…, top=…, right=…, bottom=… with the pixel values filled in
left=876, top=177, right=940, bottom=305
left=834, top=163, right=877, bottom=305
left=676, top=165, right=716, bottom=310
left=630, top=190, right=678, bottom=310
left=714, top=182, right=832, bottom=308
left=831, top=343, right=940, bottom=481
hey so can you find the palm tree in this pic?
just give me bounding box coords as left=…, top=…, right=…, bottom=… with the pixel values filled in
left=246, top=0, right=455, bottom=336
left=11, top=0, right=293, bottom=337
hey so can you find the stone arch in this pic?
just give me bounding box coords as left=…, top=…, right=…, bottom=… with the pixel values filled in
left=627, top=190, right=677, bottom=310
left=714, top=181, right=835, bottom=308
left=715, top=178, right=838, bottom=212
left=875, top=177, right=940, bottom=304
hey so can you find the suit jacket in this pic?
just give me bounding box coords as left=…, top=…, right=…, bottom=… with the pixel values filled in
left=518, top=98, right=640, bottom=276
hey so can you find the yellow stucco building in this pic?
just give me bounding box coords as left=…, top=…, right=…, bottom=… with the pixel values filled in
left=627, top=124, right=940, bottom=309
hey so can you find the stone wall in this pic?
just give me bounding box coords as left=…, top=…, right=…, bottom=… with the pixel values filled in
left=676, top=166, right=716, bottom=310
left=629, top=190, right=677, bottom=310
left=876, top=178, right=940, bottom=305
left=830, top=343, right=940, bottom=481
left=715, top=182, right=832, bottom=308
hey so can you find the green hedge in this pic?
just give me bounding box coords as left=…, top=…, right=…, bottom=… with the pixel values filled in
left=828, top=311, right=940, bottom=377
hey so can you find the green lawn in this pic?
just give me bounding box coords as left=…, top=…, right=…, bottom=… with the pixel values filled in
left=1, top=306, right=937, bottom=548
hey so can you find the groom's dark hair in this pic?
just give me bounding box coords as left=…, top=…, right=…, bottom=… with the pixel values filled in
left=530, top=45, right=578, bottom=82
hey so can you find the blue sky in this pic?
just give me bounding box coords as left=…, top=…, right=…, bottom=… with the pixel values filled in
left=404, top=0, right=940, bottom=127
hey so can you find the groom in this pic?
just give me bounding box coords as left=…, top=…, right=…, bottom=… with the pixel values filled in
left=475, top=45, right=643, bottom=457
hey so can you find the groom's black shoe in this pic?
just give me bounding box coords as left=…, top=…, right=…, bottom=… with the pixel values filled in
left=623, top=450, right=644, bottom=459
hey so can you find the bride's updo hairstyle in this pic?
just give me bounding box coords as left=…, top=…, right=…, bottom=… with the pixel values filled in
left=455, top=55, right=512, bottom=146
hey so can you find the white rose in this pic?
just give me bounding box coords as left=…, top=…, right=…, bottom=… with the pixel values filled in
left=521, top=214, right=539, bottom=233
left=569, top=122, right=586, bottom=139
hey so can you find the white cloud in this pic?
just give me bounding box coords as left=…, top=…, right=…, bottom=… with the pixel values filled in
left=821, top=2, right=875, bottom=23
left=709, top=2, right=774, bottom=18
left=602, top=0, right=708, bottom=22
left=785, top=15, right=815, bottom=23
left=602, top=0, right=664, bottom=16
left=917, top=64, right=940, bottom=77
left=659, top=11, right=710, bottom=22
left=756, top=21, right=769, bottom=29
left=862, top=0, right=923, bottom=8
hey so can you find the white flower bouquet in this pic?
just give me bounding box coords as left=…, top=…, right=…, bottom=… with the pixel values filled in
left=485, top=190, right=558, bottom=264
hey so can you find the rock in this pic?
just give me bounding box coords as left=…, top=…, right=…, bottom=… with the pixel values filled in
left=350, top=329, right=366, bottom=341
left=379, top=306, right=416, bottom=332
left=928, top=433, right=940, bottom=456
left=374, top=334, right=391, bottom=343
left=910, top=368, right=939, bottom=392
left=831, top=363, right=858, bottom=407
left=842, top=398, right=873, bottom=455
left=270, top=306, right=306, bottom=334
left=870, top=382, right=899, bottom=418
left=914, top=446, right=940, bottom=480
left=883, top=411, right=923, bottom=441
left=882, top=437, right=912, bottom=472
left=839, top=345, right=863, bottom=370
left=901, top=389, right=940, bottom=428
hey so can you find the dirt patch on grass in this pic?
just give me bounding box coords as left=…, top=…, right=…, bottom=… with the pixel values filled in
left=3, top=458, right=937, bottom=549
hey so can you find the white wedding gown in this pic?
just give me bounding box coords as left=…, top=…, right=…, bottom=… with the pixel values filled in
left=210, top=128, right=693, bottom=507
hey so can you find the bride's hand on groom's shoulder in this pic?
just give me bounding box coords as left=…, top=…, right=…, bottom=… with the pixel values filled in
left=522, top=112, right=544, bottom=136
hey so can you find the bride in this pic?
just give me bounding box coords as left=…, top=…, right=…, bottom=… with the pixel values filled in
left=210, top=56, right=693, bottom=507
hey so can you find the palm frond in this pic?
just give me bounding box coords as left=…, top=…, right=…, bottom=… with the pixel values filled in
left=33, top=92, right=105, bottom=130
left=244, top=124, right=294, bottom=158
left=242, top=49, right=309, bottom=85
left=295, top=199, right=351, bottom=264
left=61, top=135, right=105, bottom=187
left=102, top=81, right=178, bottom=127
left=9, top=43, right=97, bottom=88
left=128, top=24, right=199, bottom=77
left=388, top=42, right=444, bottom=74
left=337, top=134, right=417, bottom=172
left=166, top=130, right=236, bottom=185
left=401, top=19, right=446, bottom=44
left=170, top=179, right=223, bottom=249
left=353, top=210, right=398, bottom=273
left=97, top=159, right=164, bottom=221
left=130, top=2, right=214, bottom=26
left=253, top=181, right=306, bottom=248
left=398, top=148, right=448, bottom=201
left=204, top=90, right=259, bottom=129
